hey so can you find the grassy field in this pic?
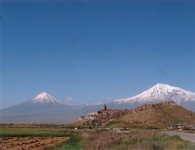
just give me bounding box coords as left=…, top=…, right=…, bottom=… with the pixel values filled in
left=0, top=125, right=195, bottom=150
left=0, top=125, right=72, bottom=149
left=78, top=129, right=195, bottom=150
left=50, top=135, right=81, bottom=150
left=0, top=127, right=65, bottom=137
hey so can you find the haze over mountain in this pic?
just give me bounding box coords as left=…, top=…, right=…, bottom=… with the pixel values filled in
left=0, top=83, right=194, bottom=124
left=0, top=92, right=82, bottom=124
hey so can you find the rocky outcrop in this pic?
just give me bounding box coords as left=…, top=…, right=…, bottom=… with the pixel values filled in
left=76, top=109, right=128, bottom=128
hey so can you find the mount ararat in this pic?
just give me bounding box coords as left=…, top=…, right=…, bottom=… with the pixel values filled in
left=111, top=83, right=195, bottom=111
left=0, top=83, right=194, bottom=124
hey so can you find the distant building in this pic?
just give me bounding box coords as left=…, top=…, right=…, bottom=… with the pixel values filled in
left=183, top=125, right=195, bottom=130
left=168, top=124, right=195, bottom=131
left=112, top=128, right=130, bottom=133
left=168, top=124, right=182, bottom=130
left=79, top=116, right=85, bottom=121
left=103, top=104, right=107, bottom=110
left=88, top=112, right=98, bottom=120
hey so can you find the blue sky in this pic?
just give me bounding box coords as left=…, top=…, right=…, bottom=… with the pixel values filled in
left=1, top=0, right=194, bottom=108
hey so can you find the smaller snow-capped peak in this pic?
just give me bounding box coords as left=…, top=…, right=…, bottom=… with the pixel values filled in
left=31, top=92, right=61, bottom=104
left=114, top=83, right=195, bottom=104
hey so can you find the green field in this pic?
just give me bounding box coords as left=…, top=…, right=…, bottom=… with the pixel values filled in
left=0, top=127, right=65, bottom=137
left=0, top=125, right=81, bottom=150
left=0, top=125, right=195, bottom=150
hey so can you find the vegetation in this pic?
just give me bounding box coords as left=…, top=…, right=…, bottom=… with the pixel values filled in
left=0, top=124, right=195, bottom=150
left=0, top=127, right=64, bottom=137
left=78, top=130, right=195, bottom=150
left=51, top=135, right=80, bottom=150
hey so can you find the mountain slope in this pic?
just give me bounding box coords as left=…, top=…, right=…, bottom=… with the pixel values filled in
left=118, top=101, right=195, bottom=129
left=112, top=83, right=195, bottom=111
left=0, top=92, right=81, bottom=124
left=0, top=92, right=103, bottom=124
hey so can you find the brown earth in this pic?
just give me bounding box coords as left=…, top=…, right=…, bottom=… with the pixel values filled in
left=120, top=101, right=195, bottom=128
left=72, top=101, right=195, bottom=129
left=0, top=136, right=69, bottom=150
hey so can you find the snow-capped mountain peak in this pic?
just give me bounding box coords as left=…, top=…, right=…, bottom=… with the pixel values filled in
left=114, top=83, right=195, bottom=104
left=149, top=83, right=186, bottom=93
left=143, top=83, right=189, bottom=98
left=30, top=92, right=61, bottom=104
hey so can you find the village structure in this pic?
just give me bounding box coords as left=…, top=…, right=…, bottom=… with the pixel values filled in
left=78, top=103, right=195, bottom=131
left=78, top=104, right=127, bottom=128
left=168, top=124, right=195, bottom=131
left=79, top=104, right=108, bottom=121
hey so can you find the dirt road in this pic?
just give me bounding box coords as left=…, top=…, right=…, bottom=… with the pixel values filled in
left=163, top=131, right=195, bottom=143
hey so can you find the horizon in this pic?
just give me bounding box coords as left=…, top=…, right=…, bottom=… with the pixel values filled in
left=1, top=0, right=195, bottom=109
left=1, top=82, right=194, bottom=109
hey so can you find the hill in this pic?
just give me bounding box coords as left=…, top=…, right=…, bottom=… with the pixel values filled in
left=72, top=101, right=195, bottom=129
left=118, top=101, right=195, bottom=129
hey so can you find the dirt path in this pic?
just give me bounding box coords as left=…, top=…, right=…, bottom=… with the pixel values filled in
left=0, top=136, right=69, bottom=150
left=163, top=131, right=195, bottom=143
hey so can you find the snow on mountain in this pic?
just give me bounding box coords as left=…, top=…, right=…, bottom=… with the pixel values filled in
left=114, top=83, right=195, bottom=105
left=30, top=92, right=61, bottom=104
left=0, top=92, right=75, bottom=124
